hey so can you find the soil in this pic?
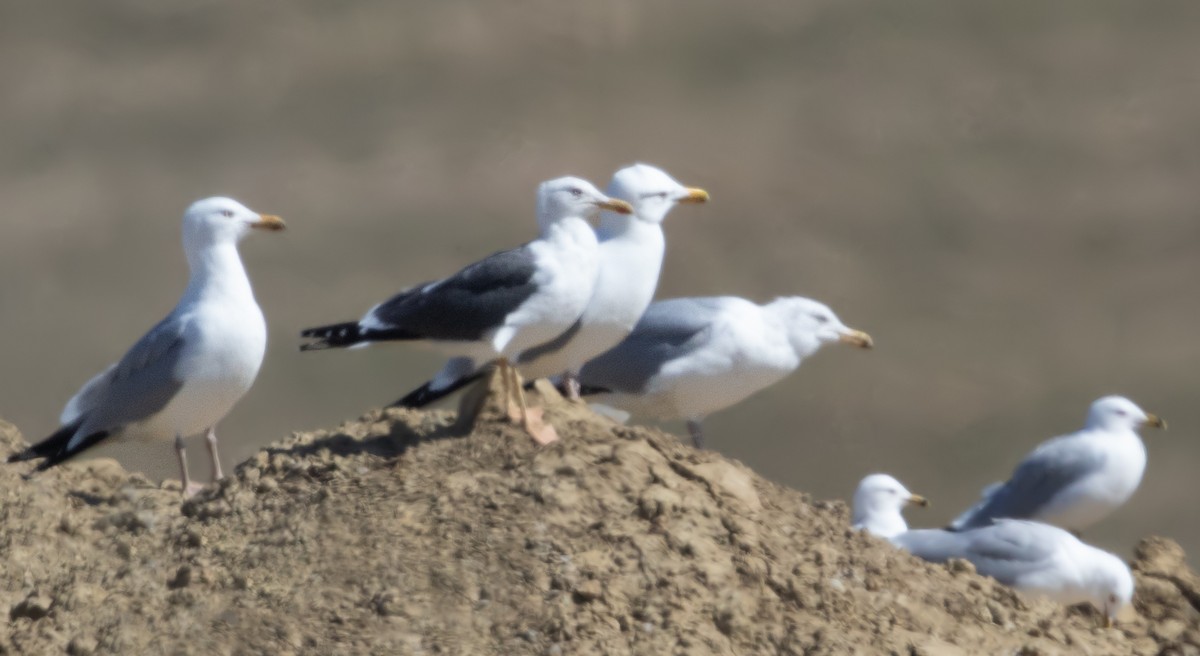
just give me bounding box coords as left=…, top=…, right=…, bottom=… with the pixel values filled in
left=1, top=377, right=1198, bottom=655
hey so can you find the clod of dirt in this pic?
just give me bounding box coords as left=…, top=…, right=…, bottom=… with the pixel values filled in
left=0, top=385, right=1197, bottom=654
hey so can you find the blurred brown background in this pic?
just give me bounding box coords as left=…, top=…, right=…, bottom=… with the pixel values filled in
left=1, top=1, right=1197, bottom=561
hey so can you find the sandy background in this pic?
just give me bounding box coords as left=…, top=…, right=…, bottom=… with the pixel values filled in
left=1, top=0, right=1198, bottom=562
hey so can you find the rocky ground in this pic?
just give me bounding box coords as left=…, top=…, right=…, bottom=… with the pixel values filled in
left=1, top=379, right=1198, bottom=655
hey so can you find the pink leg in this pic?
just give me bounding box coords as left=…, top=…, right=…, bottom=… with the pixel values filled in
left=205, top=427, right=225, bottom=482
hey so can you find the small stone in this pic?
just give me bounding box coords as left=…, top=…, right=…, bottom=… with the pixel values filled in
left=66, top=636, right=97, bottom=656
left=168, top=565, right=192, bottom=589
left=947, top=558, right=976, bottom=575
left=1153, top=619, right=1187, bottom=642
left=572, top=580, right=602, bottom=603
left=10, top=593, right=52, bottom=621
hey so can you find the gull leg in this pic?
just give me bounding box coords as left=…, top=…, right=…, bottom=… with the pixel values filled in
left=686, top=420, right=705, bottom=449
left=205, top=427, right=225, bottom=483
left=510, top=365, right=558, bottom=445
left=499, top=359, right=523, bottom=423
left=175, top=434, right=204, bottom=498
left=562, top=372, right=582, bottom=402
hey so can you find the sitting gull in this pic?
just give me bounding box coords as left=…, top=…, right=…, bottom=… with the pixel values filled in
left=395, top=163, right=709, bottom=407
left=8, top=197, right=285, bottom=496
left=893, top=520, right=1134, bottom=626
left=300, top=176, right=632, bottom=444
left=949, top=395, right=1164, bottom=533
left=850, top=473, right=928, bottom=539
left=575, top=295, right=873, bottom=448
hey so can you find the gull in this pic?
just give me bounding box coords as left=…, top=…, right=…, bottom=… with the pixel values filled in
left=300, top=176, right=632, bottom=444
left=949, top=395, right=1165, bottom=533
left=851, top=473, right=929, bottom=539
left=575, top=295, right=873, bottom=448
left=8, top=197, right=285, bottom=496
left=893, top=520, right=1134, bottom=626
left=394, top=163, right=709, bottom=407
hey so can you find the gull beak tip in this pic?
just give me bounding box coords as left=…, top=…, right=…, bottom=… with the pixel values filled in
left=679, top=188, right=710, bottom=204
left=252, top=214, right=286, bottom=231
left=839, top=329, right=874, bottom=349
left=1143, top=414, right=1166, bottom=430
left=908, top=494, right=929, bottom=508
left=599, top=199, right=634, bottom=215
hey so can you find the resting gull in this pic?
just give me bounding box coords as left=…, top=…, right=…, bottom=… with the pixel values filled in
left=893, top=520, right=1134, bottom=625
left=395, top=163, right=709, bottom=407
left=851, top=473, right=928, bottom=539
left=576, top=295, right=873, bottom=448
left=300, top=176, right=632, bottom=444
left=8, top=197, right=285, bottom=496
left=949, top=395, right=1164, bottom=533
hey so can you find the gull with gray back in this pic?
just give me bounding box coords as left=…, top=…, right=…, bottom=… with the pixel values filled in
left=8, top=197, right=285, bottom=496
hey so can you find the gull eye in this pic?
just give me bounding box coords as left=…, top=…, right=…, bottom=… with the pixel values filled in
left=1108, top=593, right=1118, bottom=603
left=816, top=314, right=830, bottom=324
left=569, top=188, right=584, bottom=198
left=1114, top=409, right=1127, bottom=417
left=219, top=209, right=235, bottom=218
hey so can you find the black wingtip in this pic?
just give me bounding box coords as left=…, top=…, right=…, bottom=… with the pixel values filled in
left=7, top=450, right=37, bottom=464
left=34, top=430, right=110, bottom=471
left=6, top=421, right=109, bottom=472
left=577, top=385, right=612, bottom=397
left=299, top=321, right=366, bottom=351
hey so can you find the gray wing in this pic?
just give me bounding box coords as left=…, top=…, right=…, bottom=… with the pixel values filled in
left=896, top=521, right=1059, bottom=586
left=892, top=529, right=971, bottom=563
left=957, top=520, right=1062, bottom=585
left=366, top=244, right=540, bottom=342
left=68, top=312, right=189, bottom=448
left=950, top=436, right=1106, bottom=530
left=577, top=297, right=726, bottom=394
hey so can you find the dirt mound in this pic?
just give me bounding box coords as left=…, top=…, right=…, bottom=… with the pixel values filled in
left=1, top=381, right=1198, bottom=655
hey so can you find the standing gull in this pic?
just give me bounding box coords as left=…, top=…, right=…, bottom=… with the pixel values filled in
left=395, top=163, right=709, bottom=407
left=893, top=520, right=1134, bottom=625
left=851, top=473, right=928, bottom=539
left=576, top=295, right=873, bottom=448
left=300, top=176, right=632, bottom=444
left=8, top=197, right=285, bottom=496
left=949, top=395, right=1164, bottom=533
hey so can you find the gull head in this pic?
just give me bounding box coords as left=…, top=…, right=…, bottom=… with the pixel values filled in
left=606, top=163, right=709, bottom=225
left=182, top=196, right=285, bottom=251
left=1085, top=395, right=1165, bottom=433
left=770, top=297, right=873, bottom=358
left=1086, top=549, right=1134, bottom=626
left=536, top=176, right=632, bottom=231
left=851, top=473, right=928, bottom=539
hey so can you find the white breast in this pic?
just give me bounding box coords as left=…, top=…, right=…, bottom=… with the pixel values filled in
left=495, top=218, right=599, bottom=357
left=1034, top=433, right=1147, bottom=530
left=134, top=299, right=267, bottom=441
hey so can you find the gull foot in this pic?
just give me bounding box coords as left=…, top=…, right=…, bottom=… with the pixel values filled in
left=183, top=481, right=207, bottom=499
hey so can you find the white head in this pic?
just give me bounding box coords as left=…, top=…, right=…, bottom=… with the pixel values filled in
left=1084, top=395, right=1165, bottom=433
left=602, top=163, right=708, bottom=230
left=851, top=473, right=928, bottom=539
left=767, top=297, right=873, bottom=359
left=1084, top=548, right=1135, bottom=626
left=535, top=176, right=632, bottom=233
left=181, top=196, right=285, bottom=257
